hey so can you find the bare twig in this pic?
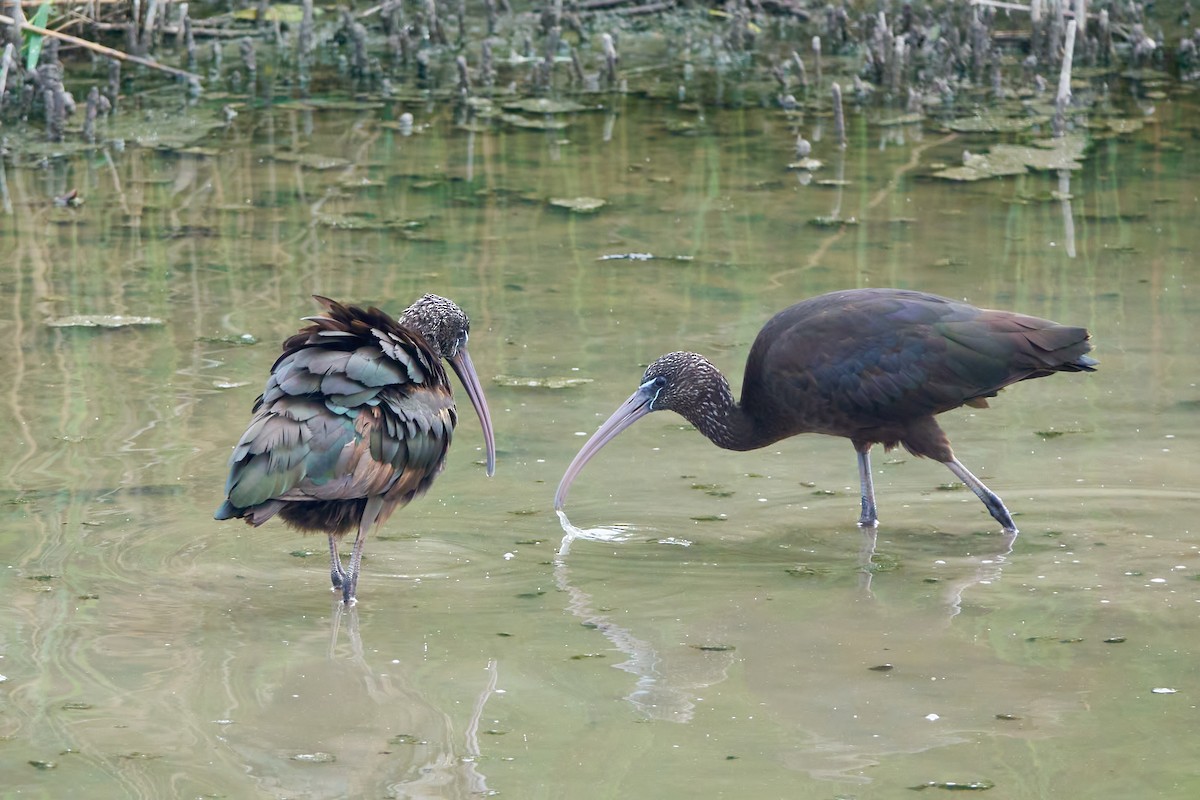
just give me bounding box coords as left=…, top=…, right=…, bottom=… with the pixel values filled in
left=17, top=0, right=126, bottom=5
left=0, top=42, right=13, bottom=107
left=1054, top=19, right=1077, bottom=137
left=831, top=81, right=845, bottom=148
left=0, top=12, right=202, bottom=81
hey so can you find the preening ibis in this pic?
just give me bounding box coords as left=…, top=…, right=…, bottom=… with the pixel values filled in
left=215, top=295, right=496, bottom=604
left=555, top=288, right=1096, bottom=532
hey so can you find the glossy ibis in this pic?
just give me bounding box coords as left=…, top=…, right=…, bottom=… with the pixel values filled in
left=555, top=288, right=1096, bottom=532
left=215, top=295, right=496, bottom=604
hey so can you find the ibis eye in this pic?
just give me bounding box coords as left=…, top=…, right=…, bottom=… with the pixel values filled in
left=645, top=376, right=667, bottom=409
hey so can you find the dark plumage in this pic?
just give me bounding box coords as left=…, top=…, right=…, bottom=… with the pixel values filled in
left=555, top=288, right=1096, bottom=532
left=215, top=294, right=496, bottom=603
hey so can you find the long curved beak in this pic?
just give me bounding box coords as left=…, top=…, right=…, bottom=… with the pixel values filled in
left=448, top=347, right=496, bottom=477
left=554, top=381, right=657, bottom=511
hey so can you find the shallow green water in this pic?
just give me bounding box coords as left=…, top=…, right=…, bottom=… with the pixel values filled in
left=1, top=85, right=1198, bottom=799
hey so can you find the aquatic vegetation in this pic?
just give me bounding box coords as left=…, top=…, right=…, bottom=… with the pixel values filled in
left=0, top=1, right=1192, bottom=164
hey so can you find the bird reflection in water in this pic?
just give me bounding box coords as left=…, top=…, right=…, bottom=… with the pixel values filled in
left=555, top=510, right=738, bottom=724
left=320, top=603, right=497, bottom=797
left=553, top=509, right=1015, bottom=735
left=856, top=526, right=1019, bottom=620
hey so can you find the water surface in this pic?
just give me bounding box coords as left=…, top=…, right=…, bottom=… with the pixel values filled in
left=1, top=86, right=1197, bottom=798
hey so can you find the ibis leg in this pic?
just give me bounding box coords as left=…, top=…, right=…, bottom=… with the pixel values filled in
left=328, top=534, right=347, bottom=591
left=944, top=458, right=1018, bottom=533
left=856, top=448, right=879, bottom=527
left=343, top=496, right=384, bottom=605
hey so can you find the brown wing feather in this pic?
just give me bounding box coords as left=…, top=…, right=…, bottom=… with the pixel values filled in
left=742, top=289, right=1094, bottom=445
left=216, top=299, right=456, bottom=535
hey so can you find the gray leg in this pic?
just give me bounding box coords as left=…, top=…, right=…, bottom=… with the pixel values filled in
left=343, top=496, right=384, bottom=605
left=944, top=458, right=1018, bottom=533
left=856, top=448, right=879, bottom=527
left=329, top=534, right=346, bottom=590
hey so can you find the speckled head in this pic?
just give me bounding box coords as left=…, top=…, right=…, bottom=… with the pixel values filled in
left=400, top=293, right=495, bottom=476
left=400, top=294, right=470, bottom=359
left=641, top=351, right=729, bottom=415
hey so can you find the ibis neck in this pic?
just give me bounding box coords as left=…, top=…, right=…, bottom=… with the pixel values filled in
left=679, top=384, right=774, bottom=452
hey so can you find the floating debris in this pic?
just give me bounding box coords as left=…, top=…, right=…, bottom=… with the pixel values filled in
left=1105, top=118, right=1145, bottom=135
left=232, top=4, right=316, bottom=23
left=200, top=333, right=258, bottom=346
left=28, top=761, right=57, bottom=770
left=502, top=98, right=592, bottom=114
left=689, top=514, right=727, bottom=522
left=277, top=99, right=385, bottom=112
left=569, top=653, right=607, bottom=660
left=46, top=315, right=165, bottom=329
left=271, top=152, right=352, bottom=171
left=785, top=564, right=829, bottom=577
left=1151, top=687, right=1178, bottom=694
left=492, top=375, right=594, bottom=389
left=1104, top=637, right=1127, bottom=644
left=945, top=114, right=1038, bottom=133
left=909, top=779, right=995, bottom=791
left=291, top=752, right=336, bottom=763
left=597, top=252, right=694, bottom=262
left=1079, top=211, right=1149, bottom=223
left=868, top=664, right=894, bottom=672
left=548, top=196, right=607, bottom=213
left=933, top=135, right=1087, bottom=182
left=809, top=216, right=858, bottom=227
left=1035, top=428, right=1085, bottom=438
left=690, top=644, right=736, bottom=652
left=864, top=553, right=900, bottom=573
left=388, top=734, right=426, bottom=746
left=500, top=113, right=568, bottom=131
left=995, top=713, right=1021, bottom=721
left=600, top=252, right=654, bottom=261
left=665, top=119, right=705, bottom=136
left=787, top=157, right=824, bottom=171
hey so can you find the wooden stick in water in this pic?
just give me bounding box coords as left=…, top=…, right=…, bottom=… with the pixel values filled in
left=1054, top=19, right=1077, bottom=137
left=0, top=12, right=202, bottom=82
left=0, top=43, right=13, bottom=110
left=832, top=81, right=845, bottom=149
